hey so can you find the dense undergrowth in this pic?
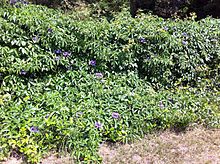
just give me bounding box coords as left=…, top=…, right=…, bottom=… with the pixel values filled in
left=0, top=4, right=219, bottom=163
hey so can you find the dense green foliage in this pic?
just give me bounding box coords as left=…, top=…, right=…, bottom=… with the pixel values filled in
left=0, top=4, right=219, bottom=163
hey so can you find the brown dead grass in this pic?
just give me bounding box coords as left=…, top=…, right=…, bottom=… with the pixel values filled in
left=99, top=127, right=220, bottom=164
left=2, top=127, right=220, bottom=164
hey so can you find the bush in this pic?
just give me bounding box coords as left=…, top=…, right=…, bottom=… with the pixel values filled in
left=0, top=4, right=219, bottom=163
left=2, top=5, right=219, bottom=86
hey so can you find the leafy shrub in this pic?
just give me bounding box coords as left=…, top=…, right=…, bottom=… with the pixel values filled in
left=1, top=5, right=219, bottom=86
left=0, top=4, right=219, bottom=163
left=1, top=70, right=219, bottom=162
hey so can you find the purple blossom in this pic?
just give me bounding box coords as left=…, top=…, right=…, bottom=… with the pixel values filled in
left=139, top=38, right=146, bottom=44
left=163, top=26, right=169, bottom=31
left=23, top=1, right=29, bottom=5
left=10, top=0, right=17, bottom=5
left=182, top=40, right=188, bottom=45
left=48, top=28, right=53, bottom=33
left=95, top=73, right=103, bottom=78
left=89, top=60, right=96, bottom=66
left=211, top=39, right=217, bottom=42
left=30, top=73, right=36, bottom=78
left=30, top=126, right=39, bottom=133
left=45, top=114, right=50, bottom=119
left=10, top=0, right=28, bottom=6
left=54, top=49, right=62, bottom=54
left=146, top=55, right=151, bottom=60
left=112, top=112, right=120, bottom=119
left=20, top=70, right=27, bottom=75
left=159, top=101, right=164, bottom=109
left=32, top=36, right=39, bottom=42
left=63, top=51, right=71, bottom=57
left=95, top=122, right=102, bottom=129
left=76, top=112, right=83, bottom=117
left=182, top=32, right=188, bottom=37
left=55, top=56, right=60, bottom=61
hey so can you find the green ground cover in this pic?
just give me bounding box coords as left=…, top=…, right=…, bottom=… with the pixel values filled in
left=0, top=4, right=219, bottom=163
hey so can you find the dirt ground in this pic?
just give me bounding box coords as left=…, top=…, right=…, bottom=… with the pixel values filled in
left=3, top=127, right=220, bottom=164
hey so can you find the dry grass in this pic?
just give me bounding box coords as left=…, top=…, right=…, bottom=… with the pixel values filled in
left=2, top=127, right=220, bottom=164
left=99, top=127, right=220, bottom=164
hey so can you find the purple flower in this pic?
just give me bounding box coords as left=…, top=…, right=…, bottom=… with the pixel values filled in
left=100, top=79, right=105, bottom=83
left=95, top=73, right=103, bottom=78
left=55, top=56, right=60, bottom=61
left=182, top=40, right=188, bottom=45
left=76, top=112, right=83, bottom=117
left=32, top=36, right=39, bottom=42
left=10, top=0, right=17, bottom=5
left=159, top=101, right=164, bottom=109
left=48, top=28, right=53, bottom=33
left=139, top=38, right=146, bottom=44
left=23, top=1, right=29, bottom=5
left=112, top=112, right=120, bottom=119
left=54, top=49, right=62, bottom=54
left=63, top=51, right=71, bottom=57
left=182, top=32, right=188, bottom=37
left=211, top=39, right=217, bottom=42
left=20, top=70, right=27, bottom=75
left=163, top=26, right=169, bottom=31
left=30, top=73, right=36, bottom=78
left=30, top=126, right=39, bottom=133
left=95, top=122, right=102, bottom=129
left=89, top=60, right=96, bottom=66
left=146, top=55, right=151, bottom=60
left=45, top=114, right=50, bottom=119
